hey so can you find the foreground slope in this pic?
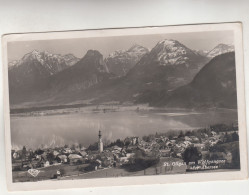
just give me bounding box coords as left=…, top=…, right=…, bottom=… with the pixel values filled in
left=153, top=52, right=237, bottom=108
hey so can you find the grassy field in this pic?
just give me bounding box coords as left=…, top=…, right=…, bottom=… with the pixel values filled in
left=13, top=155, right=237, bottom=182
left=60, top=157, right=187, bottom=180
left=13, top=157, right=187, bottom=182
left=12, top=163, right=89, bottom=182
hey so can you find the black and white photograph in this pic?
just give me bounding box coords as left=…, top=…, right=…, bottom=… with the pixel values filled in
left=2, top=23, right=248, bottom=190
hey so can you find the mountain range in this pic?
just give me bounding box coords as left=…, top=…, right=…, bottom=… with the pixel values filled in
left=8, top=40, right=236, bottom=109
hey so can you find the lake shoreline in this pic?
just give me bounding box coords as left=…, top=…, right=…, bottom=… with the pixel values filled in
left=10, top=103, right=238, bottom=118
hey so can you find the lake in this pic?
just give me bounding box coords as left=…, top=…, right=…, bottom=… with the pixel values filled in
left=10, top=108, right=238, bottom=150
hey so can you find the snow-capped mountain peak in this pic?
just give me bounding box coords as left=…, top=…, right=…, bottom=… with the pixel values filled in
left=194, top=49, right=209, bottom=57
left=157, top=39, right=178, bottom=47
left=127, top=44, right=149, bottom=53
left=151, top=39, right=197, bottom=66
left=8, top=50, right=79, bottom=71
left=206, top=43, right=234, bottom=58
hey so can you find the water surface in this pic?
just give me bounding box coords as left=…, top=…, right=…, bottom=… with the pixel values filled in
left=10, top=108, right=238, bottom=149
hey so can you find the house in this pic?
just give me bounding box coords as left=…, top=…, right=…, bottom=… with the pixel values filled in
left=120, top=157, right=129, bottom=164
left=63, top=148, right=72, bottom=154
left=160, top=149, right=171, bottom=157
left=101, top=156, right=114, bottom=167
left=80, top=146, right=87, bottom=151
left=12, top=152, right=20, bottom=159
left=143, top=148, right=152, bottom=153
left=53, top=150, right=60, bottom=157
left=43, top=161, right=50, bottom=167
left=176, top=153, right=182, bottom=158
left=126, top=153, right=135, bottom=158
left=166, top=141, right=173, bottom=147
left=113, top=145, right=122, bottom=151
left=131, top=137, right=140, bottom=145
left=35, top=155, right=42, bottom=161
left=184, top=141, right=192, bottom=147
left=189, top=136, right=199, bottom=142
left=203, top=133, right=209, bottom=138
left=184, top=136, right=191, bottom=141
left=57, top=155, right=68, bottom=163
left=41, top=153, right=48, bottom=162
left=225, top=152, right=232, bottom=163
left=194, top=143, right=205, bottom=150
left=95, top=159, right=102, bottom=168
left=126, top=145, right=138, bottom=152
left=120, top=148, right=127, bottom=156
left=124, top=136, right=140, bottom=146
left=79, top=151, right=87, bottom=157
left=68, top=154, right=83, bottom=165
left=171, top=140, right=176, bottom=144
left=211, top=131, right=217, bottom=136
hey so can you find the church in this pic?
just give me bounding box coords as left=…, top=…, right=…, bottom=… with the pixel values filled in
left=98, top=130, right=103, bottom=153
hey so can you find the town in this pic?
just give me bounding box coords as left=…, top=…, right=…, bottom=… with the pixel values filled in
left=11, top=123, right=240, bottom=182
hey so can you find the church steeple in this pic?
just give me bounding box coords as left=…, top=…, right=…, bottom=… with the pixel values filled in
left=98, top=130, right=103, bottom=153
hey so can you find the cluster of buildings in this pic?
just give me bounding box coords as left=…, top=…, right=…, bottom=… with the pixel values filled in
left=11, top=127, right=238, bottom=172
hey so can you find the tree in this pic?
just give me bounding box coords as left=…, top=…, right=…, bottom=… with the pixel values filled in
left=71, top=144, right=76, bottom=150
left=47, top=152, right=55, bottom=164
left=58, top=168, right=66, bottom=176
left=185, top=131, right=193, bottom=136
left=231, top=132, right=239, bottom=141
left=142, top=134, right=155, bottom=142
left=87, top=142, right=98, bottom=151
left=21, top=146, right=27, bottom=166
left=22, top=146, right=27, bottom=160
left=223, top=133, right=233, bottom=143
left=28, top=150, right=34, bottom=162
left=193, top=131, right=202, bottom=143
left=231, top=144, right=240, bottom=169
left=116, top=139, right=124, bottom=147
left=125, top=139, right=131, bottom=147
left=124, top=149, right=160, bottom=171
left=35, top=148, right=44, bottom=155
left=182, top=146, right=202, bottom=165
left=178, top=131, right=184, bottom=138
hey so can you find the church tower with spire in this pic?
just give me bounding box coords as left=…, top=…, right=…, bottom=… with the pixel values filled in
left=98, top=130, right=103, bottom=153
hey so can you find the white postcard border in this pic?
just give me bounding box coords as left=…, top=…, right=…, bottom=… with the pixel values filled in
left=2, top=22, right=248, bottom=191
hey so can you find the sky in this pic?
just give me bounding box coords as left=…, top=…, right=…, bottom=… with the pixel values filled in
left=7, top=30, right=234, bottom=62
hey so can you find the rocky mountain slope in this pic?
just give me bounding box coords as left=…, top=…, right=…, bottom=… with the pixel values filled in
left=125, top=39, right=209, bottom=102
left=8, top=50, right=79, bottom=92
left=87, top=39, right=209, bottom=104
left=9, top=50, right=112, bottom=105
left=105, top=44, right=149, bottom=76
